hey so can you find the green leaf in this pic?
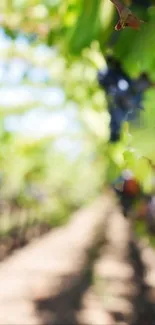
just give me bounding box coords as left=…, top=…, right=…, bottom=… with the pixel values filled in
left=67, top=0, right=101, bottom=54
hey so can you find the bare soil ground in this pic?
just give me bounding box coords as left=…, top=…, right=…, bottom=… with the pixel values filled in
left=0, top=190, right=155, bottom=325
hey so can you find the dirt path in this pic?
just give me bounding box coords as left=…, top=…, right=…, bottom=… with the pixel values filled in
left=0, top=189, right=154, bottom=325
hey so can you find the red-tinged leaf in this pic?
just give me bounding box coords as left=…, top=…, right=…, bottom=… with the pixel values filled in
left=125, top=14, right=144, bottom=30
left=110, top=0, right=124, bottom=15
left=110, top=0, right=144, bottom=30
left=124, top=179, right=140, bottom=196
left=115, top=20, right=123, bottom=30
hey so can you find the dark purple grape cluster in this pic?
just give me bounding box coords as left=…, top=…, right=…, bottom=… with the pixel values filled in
left=113, top=169, right=155, bottom=234
left=112, top=169, right=141, bottom=216
left=98, top=56, right=152, bottom=142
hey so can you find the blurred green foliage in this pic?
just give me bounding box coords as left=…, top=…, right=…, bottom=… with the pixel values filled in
left=0, top=0, right=155, bottom=234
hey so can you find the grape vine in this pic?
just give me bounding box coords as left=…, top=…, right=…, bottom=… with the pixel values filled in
left=98, top=54, right=155, bottom=237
